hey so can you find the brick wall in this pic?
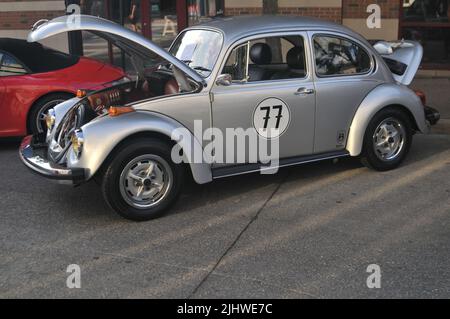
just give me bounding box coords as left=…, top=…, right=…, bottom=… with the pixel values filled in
left=0, top=11, right=64, bottom=30
left=224, top=0, right=343, bottom=23
left=0, top=0, right=68, bottom=52
left=0, top=0, right=65, bottom=30
left=278, top=7, right=342, bottom=23
left=224, top=7, right=263, bottom=15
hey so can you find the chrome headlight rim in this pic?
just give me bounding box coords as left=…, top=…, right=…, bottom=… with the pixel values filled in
left=71, top=129, right=84, bottom=159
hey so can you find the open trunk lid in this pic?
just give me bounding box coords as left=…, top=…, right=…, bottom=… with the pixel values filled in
left=373, top=40, right=423, bottom=86
left=28, top=15, right=205, bottom=86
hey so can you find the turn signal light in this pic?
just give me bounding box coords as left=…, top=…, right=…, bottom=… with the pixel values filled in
left=76, top=90, right=87, bottom=98
left=108, top=106, right=135, bottom=117
left=414, top=90, right=427, bottom=106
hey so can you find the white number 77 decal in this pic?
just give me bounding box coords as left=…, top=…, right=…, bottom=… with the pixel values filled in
left=254, top=98, right=290, bottom=138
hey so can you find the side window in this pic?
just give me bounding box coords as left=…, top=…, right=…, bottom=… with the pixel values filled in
left=314, top=35, right=371, bottom=76
left=0, top=53, right=27, bottom=77
left=222, top=43, right=249, bottom=82
left=221, top=35, right=306, bottom=83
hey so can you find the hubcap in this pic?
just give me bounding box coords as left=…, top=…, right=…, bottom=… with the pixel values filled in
left=119, top=155, right=173, bottom=209
left=37, top=100, right=64, bottom=133
left=373, top=117, right=406, bottom=161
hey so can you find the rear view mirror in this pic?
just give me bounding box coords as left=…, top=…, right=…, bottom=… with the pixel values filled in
left=216, top=74, right=232, bottom=86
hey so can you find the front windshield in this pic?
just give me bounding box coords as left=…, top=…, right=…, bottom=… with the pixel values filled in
left=170, top=30, right=223, bottom=78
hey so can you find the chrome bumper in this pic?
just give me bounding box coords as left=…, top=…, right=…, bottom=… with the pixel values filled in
left=19, top=135, right=85, bottom=185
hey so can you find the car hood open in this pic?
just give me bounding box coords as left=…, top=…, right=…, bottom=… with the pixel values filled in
left=28, top=15, right=205, bottom=86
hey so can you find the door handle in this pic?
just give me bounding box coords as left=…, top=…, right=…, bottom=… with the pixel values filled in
left=295, top=87, right=315, bottom=96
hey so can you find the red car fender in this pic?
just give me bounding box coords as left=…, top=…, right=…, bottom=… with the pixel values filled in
left=0, top=57, right=125, bottom=137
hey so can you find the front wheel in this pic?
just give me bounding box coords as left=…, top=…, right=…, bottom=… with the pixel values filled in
left=360, top=108, right=413, bottom=171
left=101, top=138, right=184, bottom=221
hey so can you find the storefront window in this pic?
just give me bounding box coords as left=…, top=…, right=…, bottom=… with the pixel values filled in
left=149, top=0, right=178, bottom=48
left=188, top=0, right=224, bottom=26
left=401, top=0, right=450, bottom=68
left=403, top=0, right=449, bottom=21
left=69, top=0, right=216, bottom=68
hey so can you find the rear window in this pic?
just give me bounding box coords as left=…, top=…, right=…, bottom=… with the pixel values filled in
left=0, top=52, right=28, bottom=76
left=0, top=39, right=79, bottom=74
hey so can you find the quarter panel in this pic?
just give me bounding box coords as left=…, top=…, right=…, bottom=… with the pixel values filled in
left=314, top=78, right=381, bottom=153
left=346, top=83, right=428, bottom=156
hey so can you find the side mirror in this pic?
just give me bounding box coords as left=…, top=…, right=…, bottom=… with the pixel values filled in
left=216, top=74, right=232, bottom=86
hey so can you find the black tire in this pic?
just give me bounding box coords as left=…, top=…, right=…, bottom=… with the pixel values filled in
left=28, top=93, right=73, bottom=135
left=360, top=107, right=413, bottom=171
left=101, top=138, right=184, bottom=221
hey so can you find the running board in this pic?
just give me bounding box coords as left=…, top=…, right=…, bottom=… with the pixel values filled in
left=212, top=151, right=350, bottom=179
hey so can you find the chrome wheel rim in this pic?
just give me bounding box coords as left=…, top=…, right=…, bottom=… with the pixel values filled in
left=36, top=100, right=64, bottom=133
left=119, top=155, right=173, bottom=209
left=373, top=117, right=406, bottom=161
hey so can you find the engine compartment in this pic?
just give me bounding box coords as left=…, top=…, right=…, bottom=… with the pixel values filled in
left=83, top=69, right=198, bottom=116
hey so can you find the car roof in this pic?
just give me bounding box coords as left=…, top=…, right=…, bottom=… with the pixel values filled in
left=0, top=38, right=79, bottom=73
left=187, top=16, right=368, bottom=46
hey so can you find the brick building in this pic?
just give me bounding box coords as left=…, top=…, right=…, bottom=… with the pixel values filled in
left=0, top=0, right=449, bottom=71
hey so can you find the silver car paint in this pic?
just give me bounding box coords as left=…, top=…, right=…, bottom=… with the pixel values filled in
left=309, top=30, right=388, bottom=153
left=373, top=40, right=424, bottom=85
left=211, top=31, right=316, bottom=165
left=66, top=110, right=212, bottom=184
left=31, top=16, right=428, bottom=184
left=347, top=83, right=429, bottom=156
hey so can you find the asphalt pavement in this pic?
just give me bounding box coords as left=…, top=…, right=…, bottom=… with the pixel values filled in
left=0, top=130, right=449, bottom=298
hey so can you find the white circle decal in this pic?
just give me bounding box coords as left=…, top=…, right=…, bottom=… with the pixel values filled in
left=253, top=98, right=290, bottom=139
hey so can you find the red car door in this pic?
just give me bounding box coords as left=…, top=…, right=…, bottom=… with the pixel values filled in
left=0, top=78, right=4, bottom=116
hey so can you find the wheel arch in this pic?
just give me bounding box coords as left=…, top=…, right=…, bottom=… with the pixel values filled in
left=346, top=84, right=428, bottom=156
left=68, top=111, right=213, bottom=185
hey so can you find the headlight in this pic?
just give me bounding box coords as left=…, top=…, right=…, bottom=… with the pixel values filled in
left=45, top=109, right=56, bottom=131
left=71, top=129, right=84, bottom=158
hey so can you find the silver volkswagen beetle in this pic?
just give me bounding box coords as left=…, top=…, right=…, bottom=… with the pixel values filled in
left=20, top=15, right=440, bottom=221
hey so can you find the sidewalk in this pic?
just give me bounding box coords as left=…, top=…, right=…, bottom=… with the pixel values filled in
left=411, top=77, right=450, bottom=134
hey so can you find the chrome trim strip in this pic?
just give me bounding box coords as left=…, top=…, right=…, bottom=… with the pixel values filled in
left=212, top=151, right=350, bottom=179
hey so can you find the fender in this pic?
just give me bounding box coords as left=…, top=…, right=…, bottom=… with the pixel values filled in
left=346, top=83, right=429, bottom=156
left=66, top=110, right=213, bottom=184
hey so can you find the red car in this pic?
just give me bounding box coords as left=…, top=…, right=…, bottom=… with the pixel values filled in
left=0, top=38, right=126, bottom=137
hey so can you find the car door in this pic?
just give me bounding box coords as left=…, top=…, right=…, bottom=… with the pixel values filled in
left=0, top=52, right=6, bottom=109
left=0, top=77, right=4, bottom=111
left=310, top=32, right=383, bottom=154
left=0, top=51, right=29, bottom=135
left=211, top=32, right=316, bottom=168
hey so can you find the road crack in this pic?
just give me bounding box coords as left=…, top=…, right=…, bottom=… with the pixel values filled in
left=188, top=172, right=289, bottom=298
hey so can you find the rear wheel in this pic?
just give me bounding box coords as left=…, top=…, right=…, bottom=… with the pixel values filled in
left=360, top=108, right=413, bottom=171
left=28, top=93, right=73, bottom=135
left=101, top=138, right=184, bottom=221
